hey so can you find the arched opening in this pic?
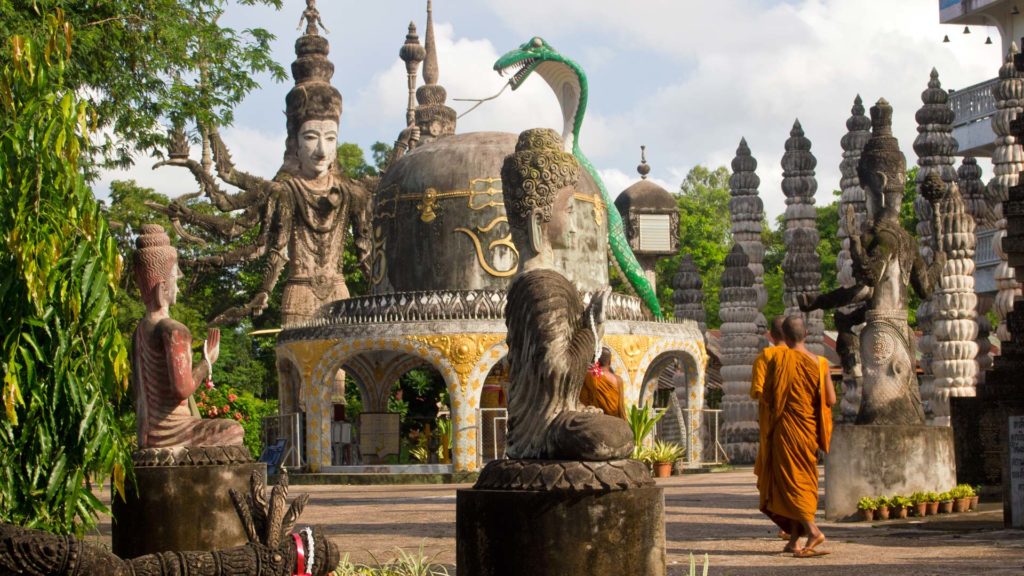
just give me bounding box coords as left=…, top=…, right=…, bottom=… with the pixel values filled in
left=333, top=351, right=452, bottom=467
left=638, top=350, right=714, bottom=468
left=478, top=357, right=509, bottom=463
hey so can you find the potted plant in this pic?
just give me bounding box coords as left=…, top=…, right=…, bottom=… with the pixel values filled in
left=875, top=496, right=891, bottom=520
left=910, top=491, right=929, bottom=517
left=971, top=485, right=981, bottom=510
left=857, top=497, right=877, bottom=521
left=925, top=491, right=940, bottom=516
left=938, top=491, right=954, bottom=514
left=952, top=484, right=973, bottom=513
left=628, top=405, right=665, bottom=461
left=647, top=440, right=684, bottom=478
left=890, top=495, right=911, bottom=519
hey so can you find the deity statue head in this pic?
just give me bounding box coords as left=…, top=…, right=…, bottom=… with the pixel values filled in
left=858, top=98, right=905, bottom=223
left=501, top=128, right=581, bottom=272
left=281, top=19, right=343, bottom=180
left=133, top=224, right=181, bottom=312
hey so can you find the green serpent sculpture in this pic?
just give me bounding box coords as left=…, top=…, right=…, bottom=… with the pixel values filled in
left=494, top=37, right=664, bottom=318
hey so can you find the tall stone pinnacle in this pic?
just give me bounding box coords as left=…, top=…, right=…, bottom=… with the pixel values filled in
left=718, top=244, right=760, bottom=464
left=414, top=0, right=456, bottom=143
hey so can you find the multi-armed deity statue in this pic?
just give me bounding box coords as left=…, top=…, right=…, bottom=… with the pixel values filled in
left=800, top=99, right=944, bottom=426
left=132, top=224, right=244, bottom=449
left=499, top=128, right=632, bottom=462
left=154, top=1, right=371, bottom=327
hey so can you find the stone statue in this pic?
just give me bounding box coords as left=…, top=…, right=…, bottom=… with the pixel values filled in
left=800, top=99, right=944, bottom=425
left=0, top=473, right=338, bottom=576
left=153, top=9, right=371, bottom=327
left=298, top=0, right=329, bottom=35
left=132, top=224, right=244, bottom=449
left=500, top=128, right=631, bottom=461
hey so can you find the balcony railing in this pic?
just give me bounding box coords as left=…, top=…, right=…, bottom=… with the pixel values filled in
left=950, top=77, right=997, bottom=128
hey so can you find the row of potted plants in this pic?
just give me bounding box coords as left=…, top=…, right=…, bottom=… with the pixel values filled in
left=856, top=485, right=979, bottom=521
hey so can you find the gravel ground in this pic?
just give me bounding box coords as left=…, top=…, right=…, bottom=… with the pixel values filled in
left=94, top=467, right=1024, bottom=575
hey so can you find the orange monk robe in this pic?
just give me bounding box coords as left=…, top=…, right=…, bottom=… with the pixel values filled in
left=757, top=348, right=832, bottom=530
left=580, top=370, right=628, bottom=419
left=752, top=345, right=788, bottom=478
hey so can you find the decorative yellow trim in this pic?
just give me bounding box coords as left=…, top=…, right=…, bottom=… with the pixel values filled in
left=603, top=334, right=656, bottom=384
left=417, top=188, right=439, bottom=223
left=406, top=334, right=506, bottom=392
left=454, top=216, right=519, bottom=278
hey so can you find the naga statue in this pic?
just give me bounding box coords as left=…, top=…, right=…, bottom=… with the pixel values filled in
left=799, top=99, right=944, bottom=425
left=132, top=224, right=244, bottom=449
left=151, top=1, right=371, bottom=327
left=493, top=37, right=664, bottom=318
left=0, top=473, right=338, bottom=576
left=498, top=128, right=633, bottom=464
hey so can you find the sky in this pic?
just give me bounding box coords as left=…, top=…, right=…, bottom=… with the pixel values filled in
left=96, top=0, right=1003, bottom=222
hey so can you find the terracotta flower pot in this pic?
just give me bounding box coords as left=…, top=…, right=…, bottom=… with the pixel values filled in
left=926, top=501, right=940, bottom=515
left=876, top=505, right=890, bottom=520
left=914, top=503, right=928, bottom=517
left=894, top=506, right=908, bottom=519
left=653, top=462, right=672, bottom=478
left=939, top=500, right=954, bottom=514
left=971, top=495, right=979, bottom=510
left=860, top=509, right=875, bottom=522
left=954, top=497, right=971, bottom=513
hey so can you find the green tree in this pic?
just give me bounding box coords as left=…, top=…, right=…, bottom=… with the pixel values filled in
left=656, top=165, right=732, bottom=327
left=0, top=14, right=133, bottom=534
left=0, top=1, right=286, bottom=170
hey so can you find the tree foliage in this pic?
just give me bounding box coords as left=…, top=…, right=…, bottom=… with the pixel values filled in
left=0, top=13, right=133, bottom=534
left=656, top=165, right=732, bottom=328
left=0, top=0, right=287, bottom=170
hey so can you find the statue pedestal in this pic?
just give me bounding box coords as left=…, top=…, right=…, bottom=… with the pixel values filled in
left=113, top=448, right=263, bottom=557
left=456, top=485, right=665, bottom=576
left=824, top=425, right=956, bottom=520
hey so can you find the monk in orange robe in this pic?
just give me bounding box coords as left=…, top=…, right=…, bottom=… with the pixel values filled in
left=758, top=315, right=835, bottom=557
left=752, top=316, right=788, bottom=479
left=579, top=347, right=627, bottom=419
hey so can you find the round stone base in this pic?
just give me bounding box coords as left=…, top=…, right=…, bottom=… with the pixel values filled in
left=824, top=424, right=956, bottom=520
left=112, top=460, right=265, bottom=557
left=456, top=485, right=665, bottom=576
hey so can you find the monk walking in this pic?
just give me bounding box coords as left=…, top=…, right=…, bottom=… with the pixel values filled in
left=758, top=315, right=835, bottom=557
left=579, top=347, right=627, bottom=419
left=752, top=316, right=787, bottom=480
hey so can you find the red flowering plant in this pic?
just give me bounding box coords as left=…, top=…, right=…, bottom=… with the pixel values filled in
left=195, top=386, right=244, bottom=422
left=194, top=386, right=277, bottom=457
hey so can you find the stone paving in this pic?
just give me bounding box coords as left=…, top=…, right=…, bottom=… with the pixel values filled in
left=97, top=467, right=1024, bottom=574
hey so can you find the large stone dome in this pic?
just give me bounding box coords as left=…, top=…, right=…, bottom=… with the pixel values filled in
left=370, top=131, right=609, bottom=294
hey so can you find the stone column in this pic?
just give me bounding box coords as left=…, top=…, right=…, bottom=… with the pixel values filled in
left=835, top=95, right=871, bottom=423
left=719, top=244, right=760, bottom=464
left=988, top=44, right=1024, bottom=343
left=728, top=138, right=767, bottom=337
left=672, top=254, right=706, bottom=334
left=960, top=157, right=995, bottom=384
left=915, top=69, right=979, bottom=425
left=781, top=120, right=824, bottom=356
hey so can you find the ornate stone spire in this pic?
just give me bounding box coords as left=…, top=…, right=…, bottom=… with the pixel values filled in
left=988, top=43, right=1023, bottom=343
left=718, top=244, right=760, bottom=464
left=728, top=138, right=767, bottom=337
left=914, top=68, right=975, bottom=424
left=833, top=95, right=871, bottom=423
left=672, top=254, right=706, bottom=334
left=414, top=0, right=456, bottom=143
left=637, top=145, right=651, bottom=180
left=399, top=22, right=426, bottom=127
left=960, top=157, right=994, bottom=385
left=781, top=120, right=824, bottom=356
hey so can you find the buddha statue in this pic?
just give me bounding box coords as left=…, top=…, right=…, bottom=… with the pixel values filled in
left=131, top=225, right=244, bottom=448
left=501, top=128, right=633, bottom=460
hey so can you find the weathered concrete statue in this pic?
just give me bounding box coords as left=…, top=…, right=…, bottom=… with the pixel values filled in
left=154, top=9, right=370, bottom=327
left=800, top=99, right=944, bottom=425
left=0, top=473, right=338, bottom=576
left=132, top=224, right=244, bottom=448
left=500, top=128, right=632, bottom=461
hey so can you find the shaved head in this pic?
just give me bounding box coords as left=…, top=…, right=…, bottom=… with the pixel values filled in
left=783, top=315, right=807, bottom=344
left=769, top=316, right=785, bottom=342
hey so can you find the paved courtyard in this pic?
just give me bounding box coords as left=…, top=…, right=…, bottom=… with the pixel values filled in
left=98, top=467, right=1024, bottom=574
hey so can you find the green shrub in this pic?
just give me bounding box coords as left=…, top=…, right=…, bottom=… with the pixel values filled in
left=195, top=386, right=277, bottom=458
left=889, top=495, right=911, bottom=508
left=909, top=491, right=928, bottom=506
left=857, top=496, right=877, bottom=511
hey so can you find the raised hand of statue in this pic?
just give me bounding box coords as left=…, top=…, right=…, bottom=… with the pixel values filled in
left=587, top=286, right=612, bottom=327
left=203, top=328, right=221, bottom=366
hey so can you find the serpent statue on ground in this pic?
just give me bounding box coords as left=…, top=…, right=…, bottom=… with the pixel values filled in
left=494, top=37, right=664, bottom=318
